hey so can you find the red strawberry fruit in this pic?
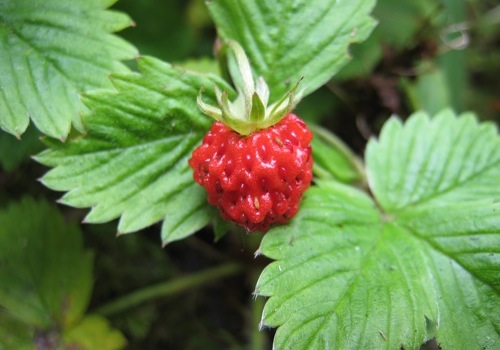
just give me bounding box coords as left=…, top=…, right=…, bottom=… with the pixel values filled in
left=189, top=114, right=312, bottom=232
left=189, top=40, right=313, bottom=232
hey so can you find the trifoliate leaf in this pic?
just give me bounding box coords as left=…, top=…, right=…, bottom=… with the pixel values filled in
left=0, top=198, right=93, bottom=330
left=62, top=315, right=126, bottom=350
left=0, top=0, right=137, bottom=139
left=257, top=110, right=499, bottom=349
left=206, top=0, right=377, bottom=101
left=36, top=56, right=234, bottom=244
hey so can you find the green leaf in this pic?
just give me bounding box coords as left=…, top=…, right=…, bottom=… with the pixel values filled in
left=111, top=0, right=201, bottom=63
left=0, top=0, right=137, bottom=139
left=0, top=198, right=93, bottom=330
left=401, top=63, right=451, bottom=116
left=175, top=57, right=221, bottom=76
left=63, top=315, right=126, bottom=350
left=333, top=32, right=382, bottom=81
left=310, top=123, right=364, bottom=184
left=366, top=110, right=500, bottom=212
left=36, top=56, right=234, bottom=245
left=206, top=0, right=377, bottom=101
left=374, top=0, right=440, bottom=48
left=0, top=310, right=34, bottom=350
left=438, top=0, right=467, bottom=112
left=257, top=110, right=499, bottom=349
left=333, top=0, right=442, bottom=81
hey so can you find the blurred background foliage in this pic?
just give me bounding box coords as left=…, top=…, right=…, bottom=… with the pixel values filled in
left=0, top=0, right=498, bottom=348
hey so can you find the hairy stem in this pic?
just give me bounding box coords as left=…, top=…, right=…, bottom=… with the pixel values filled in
left=94, top=263, right=244, bottom=317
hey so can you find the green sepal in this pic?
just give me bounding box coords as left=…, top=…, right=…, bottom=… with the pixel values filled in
left=196, top=40, right=303, bottom=135
left=250, top=93, right=266, bottom=123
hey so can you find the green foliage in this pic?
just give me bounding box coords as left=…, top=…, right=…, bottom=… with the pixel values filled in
left=0, top=198, right=125, bottom=349
left=257, top=110, right=499, bottom=349
left=32, top=0, right=379, bottom=245
left=63, top=315, right=127, bottom=350
left=335, top=0, right=440, bottom=81
left=36, top=56, right=234, bottom=244
left=375, top=0, right=439, bottom=48
left=401, top=62, right=451, bottom=116
left=0, top=197, right=93, bottom=329
left=206, top=0, right=377, bottom=101
left=310, top=124, right=364, bottom=184
left=2, top=0, right=499, bottom=348
left=466, top=1, right=500, bottom=121
left=334, top=0, right=483, bottom=122
left=366, top=110, right=499, bottom=212
left=0, top=0, right=137, bottom=139
left=112, top=0, right=212, bottom=62
left=176, top=57, right=221, bottom=76
left=0, top=310, right=33, bottom=350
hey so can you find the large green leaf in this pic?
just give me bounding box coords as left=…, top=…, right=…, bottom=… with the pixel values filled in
left=257, top=110, right=499, bottom=349
left=36, top=56, right=234, bottom=244
left=0, top=0, right=137, bottom=139
left=0, top=198, right=93, bottom=330
left=206, top=0, right=377, bottom=101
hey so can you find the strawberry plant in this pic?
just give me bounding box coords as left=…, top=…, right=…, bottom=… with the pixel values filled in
left=1, top=0, right=499, bottom=349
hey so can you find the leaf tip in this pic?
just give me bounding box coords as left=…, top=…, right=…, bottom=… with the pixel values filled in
left=254, top=247, right=262, bottom=258
left=56, top=197, right=68, bottom=206
left=162, top=240, right=168, bottom=248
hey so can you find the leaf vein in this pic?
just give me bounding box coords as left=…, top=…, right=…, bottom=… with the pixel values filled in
left=399, top=223, right=496, bottom=290
left=396, top=159, right=500, bottom=213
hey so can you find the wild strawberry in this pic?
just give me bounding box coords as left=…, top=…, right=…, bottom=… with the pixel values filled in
left=189, top=40, right=313, bottom=232
left=189, top=114, right=312, bottom=232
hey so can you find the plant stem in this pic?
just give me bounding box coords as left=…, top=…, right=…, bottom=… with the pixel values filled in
left=93, top=263, right=244, bottom=317
left=250, top=269, right=267, bottom=350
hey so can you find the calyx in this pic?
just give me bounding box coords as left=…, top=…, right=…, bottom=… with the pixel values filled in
left=197, top=40, right=303, bottom=135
